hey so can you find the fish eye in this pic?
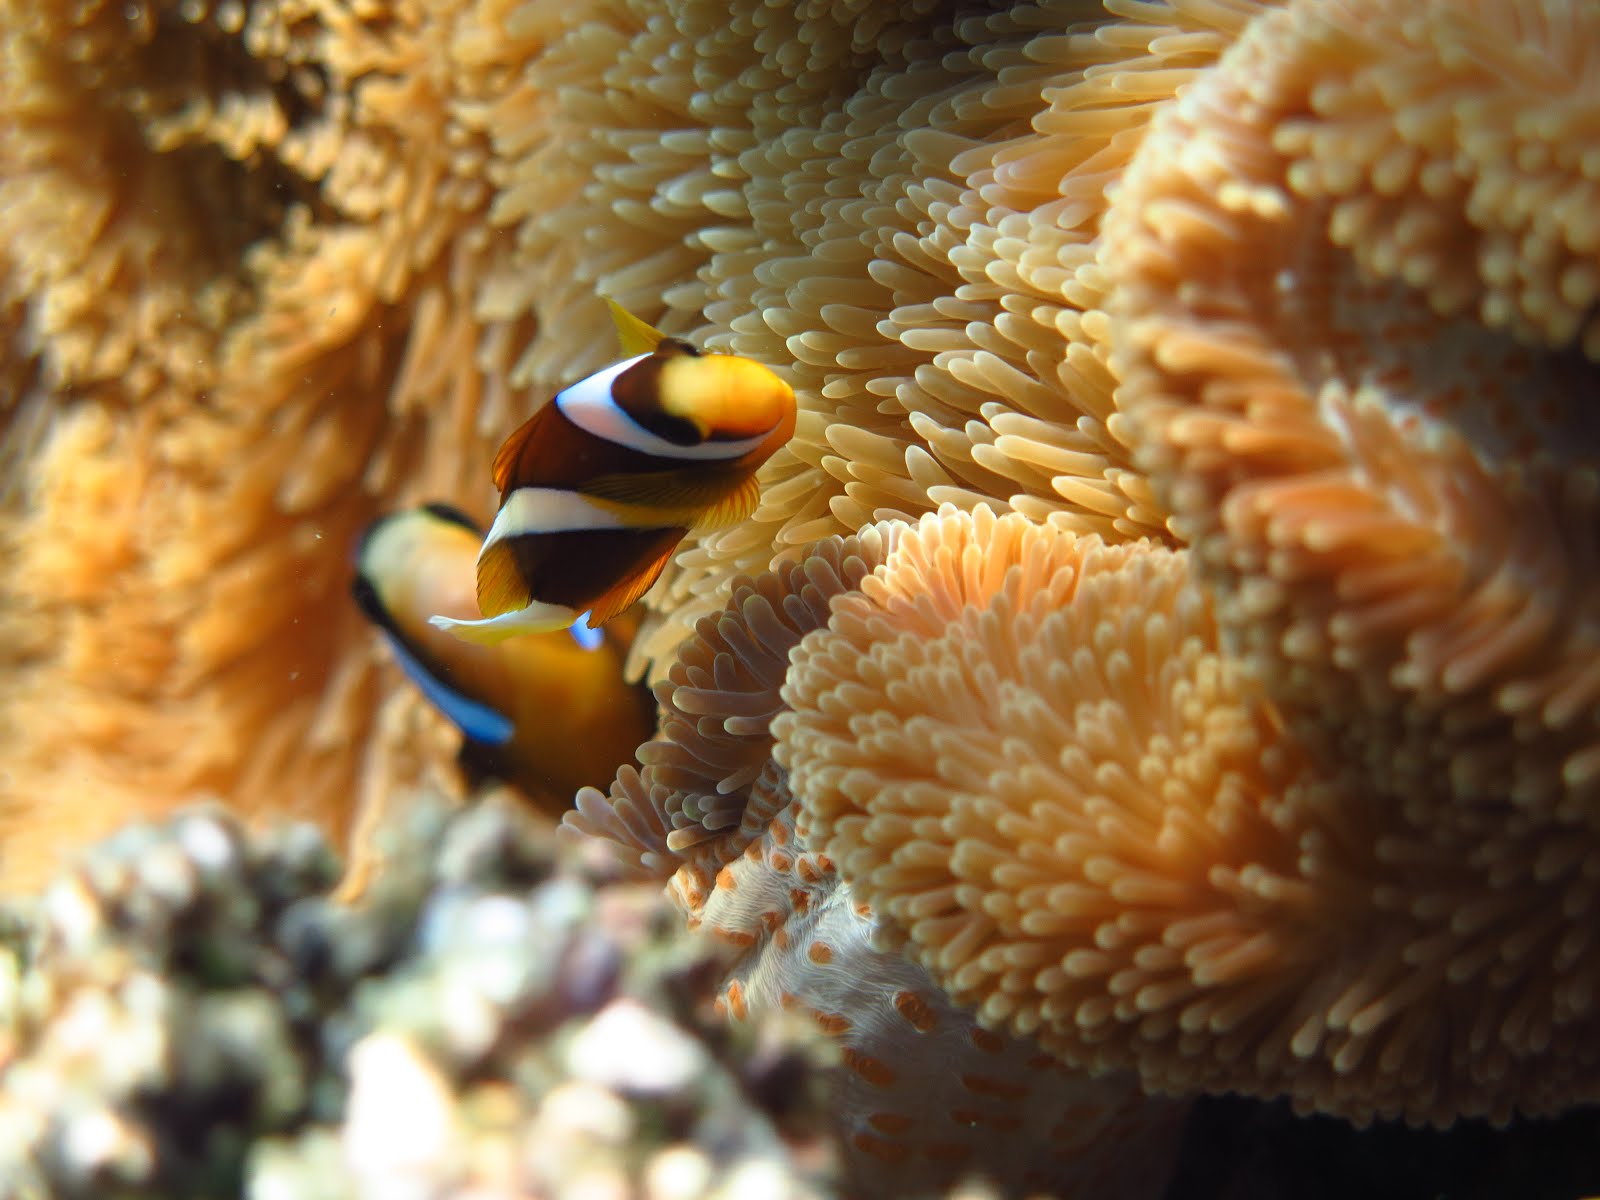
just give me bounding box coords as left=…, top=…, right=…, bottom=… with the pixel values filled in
left=611, top=352, right=708, bottom=444
left=636, top=409, right=705, bottom=446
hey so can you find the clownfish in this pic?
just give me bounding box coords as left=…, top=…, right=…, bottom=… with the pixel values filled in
left=429, top=299, right=797, bottom=644
left=351, top=504, right=654, bottom=815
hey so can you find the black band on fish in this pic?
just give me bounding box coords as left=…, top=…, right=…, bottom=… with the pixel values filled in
left=419, top=502, right=482, bottom=534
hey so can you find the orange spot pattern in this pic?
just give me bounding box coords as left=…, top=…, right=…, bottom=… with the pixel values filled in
left=813, top=1010, right=852, bottom=1036
left=969, top=1027, right=1005, bottom=1054
left=893, top=989, right=938, bottom=1033
left=962, top=1073, right=1031, bottom=1101
left=844, top=1048, right=897, bottom=1088
left=851, top=1132, right=909, bottom=1163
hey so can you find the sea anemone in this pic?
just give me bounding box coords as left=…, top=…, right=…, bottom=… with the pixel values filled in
left=8, top=0, right=1597, bottom=1170
left=598, top=0, right=1267, bottom=674
left=567, top=528, right=898, bottom=884
left=1105, top=0, right=1600, bottom=837
left=1103, top=0, right=1600, bottom=1114
left=776, top=505, right=1600, bottom=1122
left=567, top=527, right=1189, bottom=1196
left=0, top=0, right=542, bottom=888
left=0, top=0, right=1258, bottom=891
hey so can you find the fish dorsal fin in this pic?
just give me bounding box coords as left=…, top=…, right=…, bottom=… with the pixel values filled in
left=585, top=536, right=681, bottom=627
left=580, top=467, right=761, bottom=527
left=490, top=408, right=553, bottom=494
left=604, top=296, right=666, bottom=358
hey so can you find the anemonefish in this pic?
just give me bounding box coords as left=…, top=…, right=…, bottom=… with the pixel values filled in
left=351, top=504, right=654, bottom=815
left=429, top=299, right=797, bottom=644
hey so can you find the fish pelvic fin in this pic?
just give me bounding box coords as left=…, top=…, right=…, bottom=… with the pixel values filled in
left=429, top=601, right=579, bottom=645
left=603, top=296, right=666, bottom=358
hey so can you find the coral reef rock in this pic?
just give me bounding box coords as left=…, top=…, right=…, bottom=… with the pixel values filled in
left=0, top=796, right=837, bottom=1200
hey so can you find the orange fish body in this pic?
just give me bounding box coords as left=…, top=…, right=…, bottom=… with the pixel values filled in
left=431, top=301, right=797, bottom=644
left=353, top=505, right=653, bottom=813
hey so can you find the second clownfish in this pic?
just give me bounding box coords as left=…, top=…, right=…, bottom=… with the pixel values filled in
left=431, top=300, right=797, bottom=643
left=352, top=504, right=654, bottom=813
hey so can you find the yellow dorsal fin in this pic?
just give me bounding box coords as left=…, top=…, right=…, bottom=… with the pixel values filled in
left=580, top=467, right=761, bottom=527
left=603, top=296, right=666, bottom=357
left=586, top=538, right=680, bottom=627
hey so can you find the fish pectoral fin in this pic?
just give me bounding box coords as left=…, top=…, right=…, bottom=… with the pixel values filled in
left=693, top=471, right=763, bottom=529
left=603, top=296, right=666, bottom=358
left=581, top=468, right=759, bottom=527
left=585, top=538, right=681, bottom=627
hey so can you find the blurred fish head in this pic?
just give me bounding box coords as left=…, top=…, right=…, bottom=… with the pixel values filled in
left=351, top=504, right=654, bottom=810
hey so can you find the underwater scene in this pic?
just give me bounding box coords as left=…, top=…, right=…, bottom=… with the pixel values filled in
left=1, top=0, right=1599, bottom=1197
